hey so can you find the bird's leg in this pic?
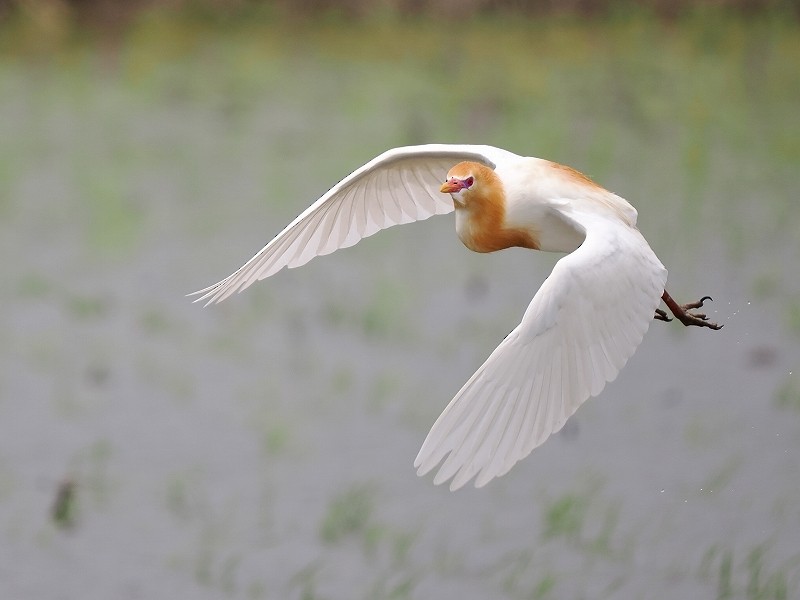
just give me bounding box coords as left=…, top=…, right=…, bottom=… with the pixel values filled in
left=659, top=290, right=723, bottom=330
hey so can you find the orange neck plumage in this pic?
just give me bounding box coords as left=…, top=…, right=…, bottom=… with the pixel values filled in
left=448, top=162, right=539, bottom=254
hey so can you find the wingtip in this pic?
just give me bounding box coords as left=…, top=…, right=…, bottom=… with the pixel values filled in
left=186, top=284, right=228, bottom=307
left=449, top=480, right=464, bottom=492
left=413, top=444, right=438, bottom=475
left=415, top=461, right=497, bottom=492
left=473, top=471, right=493, bottom=489
left=415, top=456, right=462, bottom=490
left=185, top=273, right=246, bottom=306
left=186, top=288, right=212, bottom=305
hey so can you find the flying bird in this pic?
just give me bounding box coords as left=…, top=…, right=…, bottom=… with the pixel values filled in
left=191, top=144, right=722, bottom=491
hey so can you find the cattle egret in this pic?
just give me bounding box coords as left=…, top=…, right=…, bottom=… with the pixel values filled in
left=191, top=144, right=722, bottom=490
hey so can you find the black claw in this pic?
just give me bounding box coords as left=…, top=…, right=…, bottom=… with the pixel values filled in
left=654, top=308, right=672, bottom=322
left=681, top=296, right=714, bottom=312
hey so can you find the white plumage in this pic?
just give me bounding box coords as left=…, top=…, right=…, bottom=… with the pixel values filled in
left=192, top=145, right=516, bottom=304
left=192, top=143, right=690, bottom=490
left=415, top=213, right=665, bottom=490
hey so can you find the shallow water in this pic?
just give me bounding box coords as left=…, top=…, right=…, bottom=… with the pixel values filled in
left=1, top=17, right=799, bottom=600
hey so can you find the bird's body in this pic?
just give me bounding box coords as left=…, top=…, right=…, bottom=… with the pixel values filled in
left=449, top=157, right=636, bottom=254
left=192, top=144, right=720, bottom=490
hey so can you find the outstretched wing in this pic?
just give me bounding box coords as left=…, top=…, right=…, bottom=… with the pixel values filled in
left=414, top=210, right=667, bottom=490
left=191, top=144, right=520, bottom=305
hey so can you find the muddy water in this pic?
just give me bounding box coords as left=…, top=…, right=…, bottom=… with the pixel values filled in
left=1, top=29, right=799, bottom=600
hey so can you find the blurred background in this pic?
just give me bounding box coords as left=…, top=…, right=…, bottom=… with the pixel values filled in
left=1, top=1, right=799, bottom=598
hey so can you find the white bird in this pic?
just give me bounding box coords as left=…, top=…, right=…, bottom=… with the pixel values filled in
left=191, top=144, right=721, bottom=490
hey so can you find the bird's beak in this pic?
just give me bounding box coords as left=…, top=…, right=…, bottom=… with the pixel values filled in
left=440, top=179, right=465, bottom=194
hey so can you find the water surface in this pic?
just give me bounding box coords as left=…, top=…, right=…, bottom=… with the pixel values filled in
left=1, top=16, right=799, bottom=599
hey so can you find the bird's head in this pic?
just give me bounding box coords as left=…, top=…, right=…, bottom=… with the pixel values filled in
left=440, top=161, right=499, bottom=209
left=439, top=160, right=529, bottom=253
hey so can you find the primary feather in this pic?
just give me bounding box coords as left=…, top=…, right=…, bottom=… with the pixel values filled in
left=414, top=212, right=666, bottom=490
left=191, top=144, right=519, bottom=305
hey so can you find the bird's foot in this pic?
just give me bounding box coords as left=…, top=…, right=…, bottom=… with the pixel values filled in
left=660, top=291, right=723, bottom=330
left=654, top=308, right=672, bottom=322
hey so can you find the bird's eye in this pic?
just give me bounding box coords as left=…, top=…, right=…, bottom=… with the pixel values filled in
left=465, top=176, right=474, bottom=188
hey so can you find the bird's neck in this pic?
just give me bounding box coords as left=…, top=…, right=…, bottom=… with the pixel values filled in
left=455, top=186, right=539, bottom=254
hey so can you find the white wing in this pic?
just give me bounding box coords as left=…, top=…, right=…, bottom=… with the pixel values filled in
left=414, top=210, right=668, bottom=490
left=191, top=144, right=520, bottom=305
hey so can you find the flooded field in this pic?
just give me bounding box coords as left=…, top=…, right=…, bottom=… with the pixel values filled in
left=1, top=14, right=799, bottom=599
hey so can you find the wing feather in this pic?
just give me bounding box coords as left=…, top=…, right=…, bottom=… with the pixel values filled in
left=190, top=144, right=520, bottom=305
left=415, top=211, right=667, bottom=490
left=483, top=375, right=529, bottom=481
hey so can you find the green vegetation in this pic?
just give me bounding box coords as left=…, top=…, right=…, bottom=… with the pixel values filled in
left=542, top=492, right=588, bottom=540
left=51, top=478, right=78, bottom=528
left=319, top=483, right=375, bottom=544
left=774, top=376, right=800, bottom=411
left=1, top=9, right=797, bottom=270
left=702, top=544, right=794, bottom=600
left=1, top=6, right=799, bottom=599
